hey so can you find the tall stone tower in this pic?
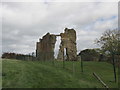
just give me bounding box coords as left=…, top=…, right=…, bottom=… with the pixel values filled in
left=57, top=28, right=77, bottom=61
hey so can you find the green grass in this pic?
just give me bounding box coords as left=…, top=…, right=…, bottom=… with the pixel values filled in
left=0, top=59, right=2, bottom=89
left=2, top=59, right=118, bottom=88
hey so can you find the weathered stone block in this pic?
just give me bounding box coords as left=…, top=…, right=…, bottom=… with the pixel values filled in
left=57, top=28, right=77, bottom=61
left=36, top=33, right=56, bottom=61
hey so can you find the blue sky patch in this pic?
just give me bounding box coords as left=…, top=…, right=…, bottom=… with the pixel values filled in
left=97, top=15, right=117, bottom=22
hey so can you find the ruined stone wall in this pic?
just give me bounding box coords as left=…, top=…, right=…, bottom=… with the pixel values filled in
left=36, top=28, right=77, bottom=61
left=36, top=33, right=56, bottom=60
left=57, top=28, right=77, bottom=61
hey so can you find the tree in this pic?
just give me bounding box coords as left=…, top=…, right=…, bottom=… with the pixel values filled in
left=96, top=29, right=120, bottom=82
left=79, top=49, right=100, bottom=61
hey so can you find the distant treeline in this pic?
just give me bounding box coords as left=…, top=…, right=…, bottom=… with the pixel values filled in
left=1, top=49, right=119, bottom=66
left=1, top=52, right=36, bottom=60
left=78, top=49, right=107, bottom=61
left=78, top=49, right=120, bottom=66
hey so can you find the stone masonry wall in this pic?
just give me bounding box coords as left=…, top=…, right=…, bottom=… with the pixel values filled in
left=57, top=28, right=77, bottom=61
left=36, top=33, right=56, bottom=60
left=36, top=28, right=77, bottom=61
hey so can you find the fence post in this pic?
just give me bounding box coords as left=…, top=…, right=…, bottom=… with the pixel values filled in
left=112, top=53, right=117, bottom=83
left=93, top=72, right=109, bottom=88
left=80, top=56, right=83, bottom=72
left=32, top=52, right=34, bottom=61
left=63, top=49, right=65, bottom=68
left=73, top=62, right=75, bottom=76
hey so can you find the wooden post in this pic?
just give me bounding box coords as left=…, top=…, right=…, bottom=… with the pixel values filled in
left=80, top=56, right=83, bottom=72
left=32, top=52, right=34, bottom=61
left=73, top=62, right=75, bottom=76
left=112, top=53, right=117, bottom=83
left=93, top=72, right=109, bottom=88
left=63, top=56, right=65, bottom=68
left=28, top=53, right=30, bottom=60
left=24, top=55, right=25, bottom=60
left=63, top=48, right=65, bottom=68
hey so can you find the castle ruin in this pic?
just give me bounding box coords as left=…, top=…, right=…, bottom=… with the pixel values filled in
left=36, top=28, right=77, bottom=61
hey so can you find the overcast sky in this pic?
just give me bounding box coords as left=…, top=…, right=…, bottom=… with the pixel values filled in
left=1, top=0, right=118, bottom=57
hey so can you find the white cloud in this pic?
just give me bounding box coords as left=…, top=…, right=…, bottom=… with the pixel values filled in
left=2, top=0, right=119, bottom=2
left=1, top=2, right=118, bottom=56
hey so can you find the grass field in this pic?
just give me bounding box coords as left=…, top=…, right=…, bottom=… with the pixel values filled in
left=2, top=59, right=118, bottom=88
left=0, top=60, right=2, bottom=89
